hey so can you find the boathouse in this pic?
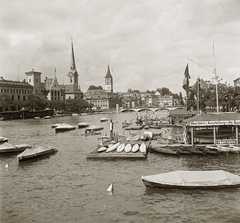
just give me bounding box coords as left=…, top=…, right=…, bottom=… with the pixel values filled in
left=183, top=112, right=240, bottom=145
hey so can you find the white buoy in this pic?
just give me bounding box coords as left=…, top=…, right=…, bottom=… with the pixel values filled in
left=107, top=183, right=114, bottom=193
left=5, top=163, right=8, bottom=168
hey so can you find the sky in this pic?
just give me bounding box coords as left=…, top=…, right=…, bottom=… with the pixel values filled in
left=1, top=0, right=240, bottom=94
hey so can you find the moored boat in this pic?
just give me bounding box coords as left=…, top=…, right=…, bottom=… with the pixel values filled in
left=43, top=116, right=52, bottom=119
left=0, top=142, right=31, bottom=154
left=116, top=143, right=125, bottom=153
left=106, top=142, right=121, bottom=153
left=142, top=170, right=240, bottom=189
left=100, top=117, right=108, bottom=122
left=86, top=125, right=104, bottom=132
left=228, top=145, right=240, bottom=154
left=122, top=121, right=133, bottom=128
left=52, top=123, right=67, bottom=128
left=55, top=124, right=76, bottom=132
left=151, top=146, right=179, bottom=155
left=125, top=125, right=144, bottom=130
left=124, top=143, right=132, bottom=153
left=0, top=136, right=8, bottom=144
left=78, top=122, right=89, bottom=128
left=17, top=145, right=58, bottom=162
left=132, top=144, right=140, bottom=153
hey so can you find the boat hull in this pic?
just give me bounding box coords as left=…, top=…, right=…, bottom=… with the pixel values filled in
left=142, top=178, right=240, bottom=189
left=142, top=170, right=240, bottom=189
left=18, top=148, right=58, bottom=162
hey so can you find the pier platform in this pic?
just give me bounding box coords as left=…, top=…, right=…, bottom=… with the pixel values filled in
left=87, top=147, right=148, bottom=159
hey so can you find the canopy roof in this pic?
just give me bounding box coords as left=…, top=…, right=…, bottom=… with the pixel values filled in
left=183, top=112, right=240, bottom=126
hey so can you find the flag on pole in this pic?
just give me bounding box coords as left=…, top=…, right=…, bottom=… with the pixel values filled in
left=182, top=64, right=190, bottom=91
left=191, top=77, right=207, bottom=91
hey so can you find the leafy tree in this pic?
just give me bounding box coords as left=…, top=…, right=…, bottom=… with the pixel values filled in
left=24, top=95, right=50, bottom=111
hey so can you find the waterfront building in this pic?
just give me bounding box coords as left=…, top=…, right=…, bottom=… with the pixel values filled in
left=121, top=89, right=141, bottom=108
left=44, top=69, right=64, bottom=101
left=0, top=77, right=33, bottom=111
left=158, top=95, right=173, bottom=107
left=145, top=93, right=159, bottom=107
left=234, top=77, right=240, bottom=87
left=25, top=70, right=42, bottom=97
left=65, top=40, right=83, bottom=99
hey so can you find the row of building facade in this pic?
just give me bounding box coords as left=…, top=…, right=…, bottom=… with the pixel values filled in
left=0, top=42, right=176, bottom=112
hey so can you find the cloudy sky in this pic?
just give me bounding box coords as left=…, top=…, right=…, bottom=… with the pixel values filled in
left=1, top=0, right=239, bottom=94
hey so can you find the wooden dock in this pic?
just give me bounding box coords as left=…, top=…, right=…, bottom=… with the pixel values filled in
left=87, top=147, right=148, bottom=159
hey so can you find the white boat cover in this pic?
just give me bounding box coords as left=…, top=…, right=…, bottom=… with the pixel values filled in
left=0, top=142, right=16, bottom=150
left=55, top=124, right=75, bottom=129
left=142, top=170, right=240, bottom=187
left=17, top=146, right=53, bottom=158
left=87, top=125, right=103, bottom=130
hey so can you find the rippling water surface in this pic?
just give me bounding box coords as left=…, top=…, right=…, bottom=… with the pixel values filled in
left=1, top=111, right=240, bottom=223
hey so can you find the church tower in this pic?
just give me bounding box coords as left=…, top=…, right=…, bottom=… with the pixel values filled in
left=67, top=39, right=79, bottom=91
left=104, top=63, right=113, bottom=92
left=65, top=39, right=82, bottom=99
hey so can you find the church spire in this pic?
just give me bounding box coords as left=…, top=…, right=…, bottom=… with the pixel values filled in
left=68, top=38, right=78, bottom=79
left=70, top=38, right=76, bottom=71
left=105, top=61, right=112, bottom=79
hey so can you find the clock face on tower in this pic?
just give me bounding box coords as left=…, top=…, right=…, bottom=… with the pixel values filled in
left=105, top=78, right=111, bottom=84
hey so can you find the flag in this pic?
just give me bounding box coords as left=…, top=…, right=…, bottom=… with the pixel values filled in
left=182, top=64, right=190, bottom=91
left=191, top=78, right=207, bottom=91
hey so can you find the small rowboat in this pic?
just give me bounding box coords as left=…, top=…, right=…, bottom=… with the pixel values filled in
left=124, top=143, right=132, bottom=153
left=106, top=142, right=121, bottom=153
left=132, top=144, right=139, bottom=153
left=117, top=143, right=125, bottom=153
left=151, top=146, right=179, bottom=155
left=97, top=146, right=107, bottom=153
left=140, top=142, right=147, bottom=153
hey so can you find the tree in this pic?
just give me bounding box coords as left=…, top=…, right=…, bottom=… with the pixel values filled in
left=24, top=95, right=50, bottom=111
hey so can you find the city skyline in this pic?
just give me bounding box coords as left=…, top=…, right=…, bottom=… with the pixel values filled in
left=1, top=0, right=239, bottom=94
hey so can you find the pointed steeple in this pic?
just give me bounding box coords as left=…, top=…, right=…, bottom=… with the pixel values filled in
left=105, top=61, right=112, bottom=79
left=70, top=38, right=76, bottom=71
left=68, top=38, right=78, bottom=77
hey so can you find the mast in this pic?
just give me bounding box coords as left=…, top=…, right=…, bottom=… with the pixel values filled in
left=197, top=77, right=200, bottom=114
left=213, top=41, right=219, bottom=113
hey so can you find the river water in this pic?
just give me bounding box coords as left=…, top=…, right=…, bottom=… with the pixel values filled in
left=1, top=110, right=240, bottom=223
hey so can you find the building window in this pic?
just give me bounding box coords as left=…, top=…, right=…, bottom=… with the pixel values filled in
left=12, top=95, right=14, bottom=101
